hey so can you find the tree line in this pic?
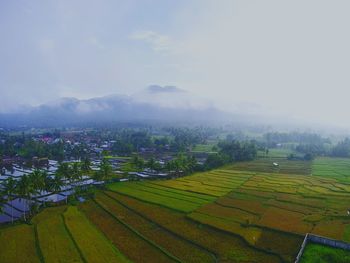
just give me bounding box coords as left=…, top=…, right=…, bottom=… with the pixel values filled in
left=0, top=158, right=114, bottom=223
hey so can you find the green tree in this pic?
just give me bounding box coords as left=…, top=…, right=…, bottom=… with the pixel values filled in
left=81, top=157, right=91, bottom=173
left=29, top=170, right=47, bottom=195
left=2, top=177, right=17, bottom=223
left=132, top=155, right=144, bottom=170
left=48, top=174, right=65, bottom=203
left=94, top=158, right=113, bottom=181
left=56, top=162, right=71, bottom=183
left=71, top=162, right=82, bottom=183
left=16, top=174, right=36, bottom=221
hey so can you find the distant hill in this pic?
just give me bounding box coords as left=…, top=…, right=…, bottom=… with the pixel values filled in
left=0, top=86, right=233, bottom=127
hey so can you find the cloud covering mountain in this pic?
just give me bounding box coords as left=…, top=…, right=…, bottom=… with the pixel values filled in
left=0, top=86, right=230, bottom=127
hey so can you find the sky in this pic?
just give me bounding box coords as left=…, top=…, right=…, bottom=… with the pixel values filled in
left=1, top=0, right=350, bottom=127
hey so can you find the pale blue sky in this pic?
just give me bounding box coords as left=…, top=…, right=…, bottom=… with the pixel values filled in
left=1, top=1, right=350, bottom=127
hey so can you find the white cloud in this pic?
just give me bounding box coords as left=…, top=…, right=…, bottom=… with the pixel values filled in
left=129, top=30, right=173, bottom=52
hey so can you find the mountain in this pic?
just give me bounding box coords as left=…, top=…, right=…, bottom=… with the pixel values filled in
left=0, top=86, right=232, bottom=127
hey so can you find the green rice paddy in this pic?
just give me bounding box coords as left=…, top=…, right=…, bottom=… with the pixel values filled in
left=2, top=156, right=350, bottom=262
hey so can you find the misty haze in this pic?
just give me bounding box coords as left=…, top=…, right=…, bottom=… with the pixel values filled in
left=1, top=1, right=350, bottom=263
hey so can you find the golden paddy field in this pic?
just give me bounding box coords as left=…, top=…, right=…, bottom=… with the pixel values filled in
left=1, top=156, right=350, bottom=263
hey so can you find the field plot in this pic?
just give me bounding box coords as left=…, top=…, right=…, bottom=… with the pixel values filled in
left=32, top=206, right=83, bottom=263
left=312, top=157, right=350, bottom=183
left=151, top=170, right=252, bottom=197
left=107, top=182, right=206, bottom=212
left=97, top=191, right=215, bottom=263
left=3, top=156, right=350, bottom=263
left=227, top=158, right=312, bottom=175
left=79, top=200, right=176, bottom=263
left=110, top=191, right=281, bottom=263
left=300, top=242, right=350, bottom=263
left=258, top=148, right=297, bottom=158
left=106, top=160, right=350, bottom=261
left=0, top=224, right=40, bottom=263
left=63, top=206, right=130, bottom=263
left=201, top=170, right=350, bottom=240
left=107, top=170, right=250, bottom=213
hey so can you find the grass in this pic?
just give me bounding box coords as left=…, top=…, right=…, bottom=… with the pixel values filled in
left=63, top=206, right=130, bottom=263
left=32, top=206, right=83, bottom=263
left=0, top=224, right=40, bottom=263
left=300, top=242, right=350, bottom=263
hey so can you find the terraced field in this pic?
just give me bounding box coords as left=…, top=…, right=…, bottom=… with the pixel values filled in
left=0, top=224, right=40, bottom=263
left=300, top=242, right=350, bottom=263
left=227, top=157, right=311, bottom=175
left=312, top=157, right=350, bottom=183
left=2, top=156, right=350, bottom=262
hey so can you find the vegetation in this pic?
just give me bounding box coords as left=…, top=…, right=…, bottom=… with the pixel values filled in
left=204, top=140, right=258, bottom=170
left=32, top=206, right=83, bottom=262
left=4, top=127, right=350, bottom=263
left=300, top=243, right=350, bottom=263
left=63, top=206, right=130, bottom=263
left=0, top=224, right=40, bottom=263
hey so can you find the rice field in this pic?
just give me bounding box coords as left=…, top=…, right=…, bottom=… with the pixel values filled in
left=32, top=206, right=83, bottom=263
left=0, top=224, right=40, bottom=263
left=63, top=206, right=130, bottom=263
left=300, top=242, right=350, bottom=263
left=2, top=156, right=350, bottom=262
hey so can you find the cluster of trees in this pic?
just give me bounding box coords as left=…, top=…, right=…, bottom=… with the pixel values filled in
left=0, top=170, right=65, bottom=222
left=263, top=132, right=330, bottom=148
left=19, top=139, right=65, bottom=160
left=294, top=138, right=350, bottom=159
left=0, top=127, right=218, bottom=162
left=0, top=158, right=113, bottom=222
left=331, top=138, right=350, bottom=157
left=0, top=135, right=65, bottom=160
left=110, top=127, right=213, bottom=155
left=204, top=140, right=257, bottom=170
left=131, top=154, right=199, bottom=176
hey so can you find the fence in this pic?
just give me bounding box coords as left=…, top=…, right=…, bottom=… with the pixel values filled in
left=295, top=233, right=350, bottom=263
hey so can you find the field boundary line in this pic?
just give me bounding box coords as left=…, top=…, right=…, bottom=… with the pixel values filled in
left=295, top=233, right=350, bottom=263
left=139, top=182, right=215, bottom=201
left=148, top=183, right=219, bottom=197
left=61, top=212, right=87, bottom=263
left=103, top=191, right=218, bottom=263
left=120, top=184, right=206, bottom=205
left=93, top=198, right=183, bottom=263
left=33, top=224, right=45, bottom=263
left=107, top=189, right=194, bottom=213
left=185, top=215, right=285, bottom=263
left=214, top=200, right=262, bottom=216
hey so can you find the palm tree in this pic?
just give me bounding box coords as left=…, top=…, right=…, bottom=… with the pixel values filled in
left=48, top=174, right=64, bottom=203
left=30, top=170, right=51, bottom=208
left=0, top=189, right=6, bottom=216
left=132, top=155, right=144, bottom=170
left=29, top=170, right=47, bottom=196
left=2, top=177, right=17, bottom=223
left=71, top=162, right=82, bottom=183
left=56, top=162, right=71, bottom=182
left=16, top=174, right=35, bottom=221
left=81, top=158, right=91, bottom=173
left=95, top=158, right=113, bottom=181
